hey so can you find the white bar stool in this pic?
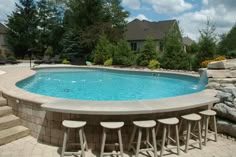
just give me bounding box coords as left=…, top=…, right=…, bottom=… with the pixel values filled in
left=157, top=117, right=180, bottom=157
left=179, top=113, right=202, bottom=153
left=100, top=121, right=124, bottom=157
left=199, top=110, right=217, bottom=146
left=128, top=120, right=157, bottom=157
left=61, top=120, right=88, bottom=157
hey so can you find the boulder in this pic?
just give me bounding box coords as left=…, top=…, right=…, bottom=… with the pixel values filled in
left=213, top=103, right=236, bottom=123
left=207, top=61, right=225, bottom=69
left=221, top=87, right=236, bottom=97
left=206, top=82, right=221, bottom=89
left=207, top=70, right=232, bottom=78
left=216, top=91, right=234, bottom=102
left=217, top=118, right=236, bottom=138
left=207, top=59, right=236, bottom=70
left=225, top=101, right=235, bottom=108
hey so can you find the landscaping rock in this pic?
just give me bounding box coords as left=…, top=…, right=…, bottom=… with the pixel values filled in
left=221, top=83, right=235, bottom=88
left=222, top=87, right=236, bottom=97
left=207, top=70, right=232, bottom=78
left=213, top=103, right=236, bottom=123
left=225, top=101, right=235, bottom=108
left=216, top=91, right=234, bottom=102
left=217, top=118, right=236, bottom=138
left=207, top=61, right=225, bottom=69
left=206, top=82, right=221, bottom=89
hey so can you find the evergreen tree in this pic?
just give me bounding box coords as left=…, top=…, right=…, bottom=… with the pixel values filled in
left=6, top=0, right=38, bottom=58
left=161, top=31, right=188, bottom=70
left=195, top=20, right=217, bottom=66
left=217, top=24, right=236, bottom=58
left=113, top=40, right=134, bottom=66
left=36, top=0, right=64, bottom=55
left=63, top=0, right=128, bottom=55
left=136, top=36, right=158, bottom=66
left=93, top=35, right=112, bottom=64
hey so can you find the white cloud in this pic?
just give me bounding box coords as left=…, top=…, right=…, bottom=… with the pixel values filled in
left=122, top=0, right=141, bottom=10
left=144, top=0, right=192, bottom=14
left=0, top=0, right=16, bottom=23
left=176, top=2, right=236, bottom=41
left=126, top=14, right=151, bottom=22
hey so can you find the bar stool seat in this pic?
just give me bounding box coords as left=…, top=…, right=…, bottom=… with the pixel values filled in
left=156, top=117, right=180, bottom=157
left=63, top=120, right=86, bottom=128
left=199, top=110, right=216, bottom=116
left=133, top=120, right=156, bottom=128
left=181, top=113, right=201, bottom=121
left=180, top=113, right=202, bottom=153
left=158, top=117, right=179, bottom=125
left=100, top=122, right=124, bottom=129
left=128, top=120, right=157, bottom=157
left=199, top=110, right=217, bottom=146
left=100, top=121, right=124, bottom=157
left=61, top=120, right=88, bottom=157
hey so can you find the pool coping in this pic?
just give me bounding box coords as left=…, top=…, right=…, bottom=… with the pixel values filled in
left=0, top=65, right=219, bottom=115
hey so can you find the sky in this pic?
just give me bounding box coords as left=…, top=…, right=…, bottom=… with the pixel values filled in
left=0, top=0, right=236, bottom=41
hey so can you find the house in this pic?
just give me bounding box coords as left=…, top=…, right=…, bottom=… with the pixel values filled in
left=125, top=19, right=182, bottom=51
left=0, top=23, right=10, bottom=55
left=183, top=36, right=194, bottom=52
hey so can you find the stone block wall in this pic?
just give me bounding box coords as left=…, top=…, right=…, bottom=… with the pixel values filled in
left=206, top=59, right=236, bottom=137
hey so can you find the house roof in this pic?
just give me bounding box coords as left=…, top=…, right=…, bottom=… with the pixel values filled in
left=183, top=36, right=194, bottom=46
left=125, top=19, right=176, bottom=41
left=0, top=23, right=8, bottom=34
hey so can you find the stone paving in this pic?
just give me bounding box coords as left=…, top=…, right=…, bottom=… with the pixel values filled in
left=0, top=135, right=235, bottom=157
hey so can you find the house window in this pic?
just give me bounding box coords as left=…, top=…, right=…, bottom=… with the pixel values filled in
left=130, top=42, right=137, bottom=51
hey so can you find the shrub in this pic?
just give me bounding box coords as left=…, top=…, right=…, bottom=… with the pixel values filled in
left=104, top=58, right=112, bottom=66
left=45, top=46, right=54, bottom=57
left=200, top=55, right=226, bottom=68
left=226, top=49, right=236, bottom=59
left=62, top=59, right=70, bottom=64
left=93, top=35, right=112, bottom=65
left=148, top=59, right=160, bottom=70
left=7, top=55, right=16, bottom=61
left=113, top=40, right=135, bottom=66
left=136, top=36, right=158, bottom=66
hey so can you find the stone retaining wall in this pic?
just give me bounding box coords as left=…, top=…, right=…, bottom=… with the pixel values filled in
left=207, top=59, right=236, bottom=137
left=4, top=94, right=208, bottom=150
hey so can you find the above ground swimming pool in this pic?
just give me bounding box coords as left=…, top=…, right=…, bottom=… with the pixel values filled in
left=16, top=68, right=207, bottom=100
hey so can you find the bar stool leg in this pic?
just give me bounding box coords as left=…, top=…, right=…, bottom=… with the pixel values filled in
left=185, top=121, right=191, bottom=153
left=213, top=116, right=218, bottom=142
left=82, top=128, right=88, bottom=151
left=204, top=117, right=209, bottom=146
left=175, top=125, right=180, bottom=155
left=160, top=125, right=167, bottom=157
left=61, top=128, right=68, bottom=157
left=167, top=125, right=171, bottom=146
left=118, top=129, right=124, bottom=157
left=146, top=128, right=150, bottom=148
left=128, top=126, right=137, bottom=151
left=100, top=128, right=106, bottom=157
left=79, top=128, right=85, bottom=157
left=136, top=128, right=142, bottom=157
left=155, top=123, right=160, bottom=136
left=151, top=127, right=158, bottom=157
left=198, top=121, right=202, bottom=150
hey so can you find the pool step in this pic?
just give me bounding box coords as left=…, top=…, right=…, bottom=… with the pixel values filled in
left=0, top=106, right=12, bottom=117
left=0, top=115, right=21, bottom=131
left=0, top=126, right=30, bottom=145
left=0, top=97, right=7, bottom=106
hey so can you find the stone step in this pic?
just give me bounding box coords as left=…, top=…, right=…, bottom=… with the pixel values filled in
left=0, top=106, right=12, bottom=117
left=0, top=126, right=30, bottom=145
left=0, top=97, right=7, bottom=106
left=0, top=115, right=21, bottom=131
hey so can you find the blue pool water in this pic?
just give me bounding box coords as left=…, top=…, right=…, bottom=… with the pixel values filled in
left=16, top=68, right=207, bottom=100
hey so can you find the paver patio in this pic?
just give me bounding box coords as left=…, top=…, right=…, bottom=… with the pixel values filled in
left=0, top=135, right=235, bottom=157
